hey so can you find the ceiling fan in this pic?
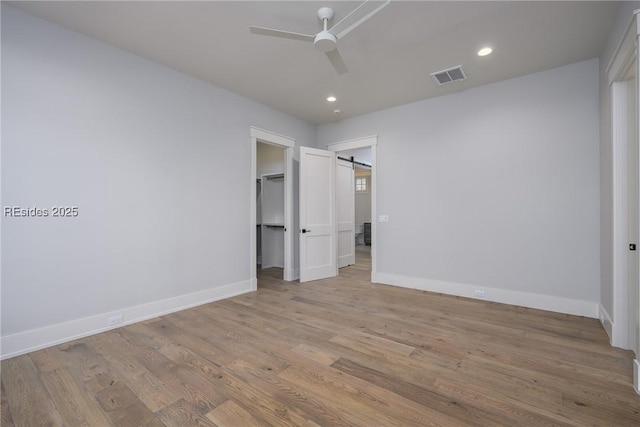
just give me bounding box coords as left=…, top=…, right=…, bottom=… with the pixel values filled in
left=250, top=0, right=390, bottom=75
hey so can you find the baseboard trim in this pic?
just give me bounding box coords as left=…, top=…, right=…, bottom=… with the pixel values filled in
left=1, top=280, right=253, bottom=360
left=376, top=273, right=598, bottom=318
left=284, top=268, right=300, bottom=282
left=599, top=304, right=614, bottom=342
left=634, top=359, right=640, bottom=395
left=600, top=304, right=633, bottom=350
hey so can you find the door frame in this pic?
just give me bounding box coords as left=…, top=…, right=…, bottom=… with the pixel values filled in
left=250, top=126, right=296, bottom=288
left=606, top=9, right=639, bottom=392
left=327, top=135, right=378, bottom=282
left=336, top=157, right=356, bottom=268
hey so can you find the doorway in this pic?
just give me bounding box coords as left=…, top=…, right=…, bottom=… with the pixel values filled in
left=328, top=136, right=378, bottom=282
left=250, top=127, right=296, bottom=290
left=257, top=141, right=285, bottom=279
left=297, top=136, right=378, bottom=283
left=337, top=147, right=373, bottom=273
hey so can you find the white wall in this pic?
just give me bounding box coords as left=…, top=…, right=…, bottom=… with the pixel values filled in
left=318, top=59, right=601, bottom=316
left=1, top=6, right=316, bottom=358
left=598, top=1, right=640, bottom=324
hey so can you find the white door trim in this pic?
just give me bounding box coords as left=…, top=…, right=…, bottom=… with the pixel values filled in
left=611, top=80, right=634, bottom=349
left=635, top=9, right=640, bottom=395
left=607, top=11, right=639, bottom=85
left=283, top=147, right=296, bottom=281
left=337, top=158, right=356, bottom=268
left=327, top=135, right=378, bottom=152
left=251, top=127, right=296, bottom=149
left=250, top=127, right=296, bottom=287
left=608, top=8, right=639, bottom=394
left=327, top=135, right=378, bottom=282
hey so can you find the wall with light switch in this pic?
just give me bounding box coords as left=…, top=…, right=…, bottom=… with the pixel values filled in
left=318, top=59, right=600, bottom=317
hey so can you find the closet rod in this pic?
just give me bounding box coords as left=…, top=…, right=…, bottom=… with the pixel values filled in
left=264, top=173, right=284, bottom=180
left=337, top=156, right=371, bottom=168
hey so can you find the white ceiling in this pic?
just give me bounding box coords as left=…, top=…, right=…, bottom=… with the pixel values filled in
left=8, top=1, right=619, bottom=125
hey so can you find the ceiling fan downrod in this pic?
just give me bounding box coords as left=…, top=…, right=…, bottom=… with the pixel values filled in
left=314, top=7, right=337, bottom=53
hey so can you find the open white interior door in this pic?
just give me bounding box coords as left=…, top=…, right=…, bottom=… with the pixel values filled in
left=299, top=147, right=337, bottom=282
left=337, top=158, right=355, bottom=268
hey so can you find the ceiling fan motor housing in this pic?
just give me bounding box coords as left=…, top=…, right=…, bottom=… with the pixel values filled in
left=314, top=31, right=337, bottom=52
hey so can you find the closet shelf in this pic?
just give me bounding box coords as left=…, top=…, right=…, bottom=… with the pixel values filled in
left=264, top=173, right=284, bottom=180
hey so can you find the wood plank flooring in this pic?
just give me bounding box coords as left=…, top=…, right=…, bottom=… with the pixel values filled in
left=2, top=246, right=640, bottom=426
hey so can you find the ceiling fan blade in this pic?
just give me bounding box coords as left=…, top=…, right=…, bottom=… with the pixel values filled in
left=330, top=0, right=390, bottom=40
left=326, top=49, right=349, bottom=75
left=250, top=26, right=314, bottom=43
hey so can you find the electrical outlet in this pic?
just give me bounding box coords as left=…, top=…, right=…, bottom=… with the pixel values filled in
left=108, top=314, right=123, bottom=326
left=474, top=290, right=486, bottom=298
left=378, top=215, right=389, bottom=223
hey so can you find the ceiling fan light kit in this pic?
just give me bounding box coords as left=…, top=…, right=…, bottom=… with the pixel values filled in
left=249, top=0, right=390, bottom=75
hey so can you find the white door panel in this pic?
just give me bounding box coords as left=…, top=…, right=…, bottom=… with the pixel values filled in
left=337, top=158, right=355, bottom=268
left=299, top=147, right=337, bottom=282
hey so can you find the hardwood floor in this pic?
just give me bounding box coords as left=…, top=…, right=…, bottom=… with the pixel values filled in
left=2, top=247, right=639, bottom=426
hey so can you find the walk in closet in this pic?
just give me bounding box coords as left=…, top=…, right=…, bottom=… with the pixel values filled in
left=256, top=142, right=285, bottom=273
left=260, top=173, right=285, bottom=268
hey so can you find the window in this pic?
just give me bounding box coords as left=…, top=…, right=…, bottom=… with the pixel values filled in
left=355, top=177, right=367, bottom=193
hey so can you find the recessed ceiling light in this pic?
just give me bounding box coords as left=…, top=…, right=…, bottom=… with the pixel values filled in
left=327, top=96, right=337, bottom=102
left=477, top=47, right=493, bottom=57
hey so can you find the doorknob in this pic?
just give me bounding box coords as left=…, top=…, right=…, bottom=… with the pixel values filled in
left=301, top=229, right=310, bottom=233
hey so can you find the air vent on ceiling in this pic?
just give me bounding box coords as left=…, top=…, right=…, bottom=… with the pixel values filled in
left=431, top=65, right=468, bottom=85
